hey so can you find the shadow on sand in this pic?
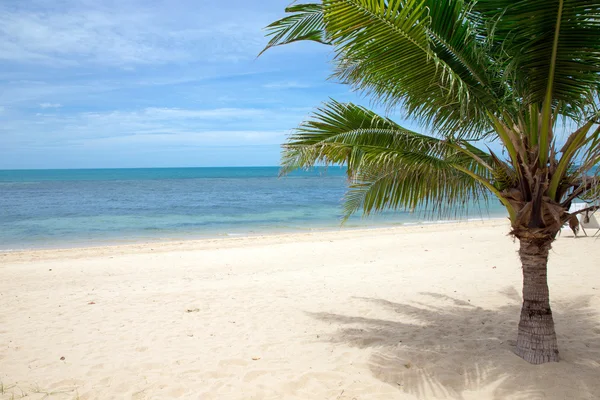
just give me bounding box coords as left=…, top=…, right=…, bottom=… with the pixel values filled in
left=309, top=287, right=600, bottom=399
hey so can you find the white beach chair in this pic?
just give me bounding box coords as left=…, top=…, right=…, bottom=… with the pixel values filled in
left=560, top=202, right=587, bottom=237
left=565, top=202, right=600, bottom=237
left=580, top=210, right=600, bottom=237
left=569, top=202, right=588, bottom=214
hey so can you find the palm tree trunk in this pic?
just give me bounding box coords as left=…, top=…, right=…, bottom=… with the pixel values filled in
left=515, top=238, right=559, bottom=364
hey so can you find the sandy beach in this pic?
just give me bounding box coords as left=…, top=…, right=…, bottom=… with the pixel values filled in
left=1, top=220, right=599, bottom=399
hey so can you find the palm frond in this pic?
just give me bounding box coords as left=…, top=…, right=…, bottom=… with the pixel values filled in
left=259, top=3, right=330, bottom=56
left=342, top=156, right=491, bottom=221
left=472, top=0, right=600, bottom=113
left=281, top=100, right=496, bottom=219
left=548, top=120, right=598, bottom=199
left=324, top=0, right=500, bottom=138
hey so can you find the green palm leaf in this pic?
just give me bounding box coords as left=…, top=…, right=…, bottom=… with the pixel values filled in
left=261, top=1, right=506, bottom=137
left=259, top=3, right=330, bottom=56
left=473, top=0, right=600, bottom=111
left=282, top=100, right=496, bottom=219
left=324, top=0, right=499, bottom=137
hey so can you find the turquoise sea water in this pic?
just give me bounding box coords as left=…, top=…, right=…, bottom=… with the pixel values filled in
left=0, top=167, right=507, bottom=250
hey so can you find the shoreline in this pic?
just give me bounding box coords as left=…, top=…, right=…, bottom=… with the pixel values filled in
left=0, top=213, right=508, bottom=254
left=0, top=217, right=509, bottom=263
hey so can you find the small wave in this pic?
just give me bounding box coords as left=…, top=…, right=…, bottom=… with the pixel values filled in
left=467, top=216, right=506, bottom=221
left=422, top=219, right=460, bottom=224
left=0, top=181, right=40, bottom=185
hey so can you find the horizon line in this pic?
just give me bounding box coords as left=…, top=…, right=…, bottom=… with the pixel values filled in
left=0, top=165, right=345, bottom=172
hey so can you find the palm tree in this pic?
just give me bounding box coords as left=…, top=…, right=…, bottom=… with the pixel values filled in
left=260, top=0, right=600, bottom=364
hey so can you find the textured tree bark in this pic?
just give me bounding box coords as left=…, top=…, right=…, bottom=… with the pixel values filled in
left=515, top=239, right=559, bottom=364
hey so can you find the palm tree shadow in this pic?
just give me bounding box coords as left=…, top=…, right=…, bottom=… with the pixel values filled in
left=308, top=288, right=600, bottom=399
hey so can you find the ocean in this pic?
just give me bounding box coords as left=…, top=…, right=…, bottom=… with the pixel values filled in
left=0, top=167, right=507, bottom=250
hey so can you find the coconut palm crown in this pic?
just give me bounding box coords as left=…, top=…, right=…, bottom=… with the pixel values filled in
left=261, top=1, right=600, bottom=364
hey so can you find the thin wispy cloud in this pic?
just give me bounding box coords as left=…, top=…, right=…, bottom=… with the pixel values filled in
left=0, top=1, right=268, bottom=67
left=39, top=103, right=62, bottom=109
left=78, top=130, right=286, bottom=148
left=0, top=10, right=178, bottom=66
left=140, top=107, right=267, bottom=120
left=1, top=106, right=310, bottom=150
left=263, top=81, right=311, bottom=89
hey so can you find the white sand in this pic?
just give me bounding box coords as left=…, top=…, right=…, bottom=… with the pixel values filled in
left=1, top=220, right=599, bottom=400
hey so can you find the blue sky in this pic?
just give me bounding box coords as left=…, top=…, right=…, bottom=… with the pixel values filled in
left=1, top=0, right=384, bottom=169
left=0, top=1, right=574, bottom=170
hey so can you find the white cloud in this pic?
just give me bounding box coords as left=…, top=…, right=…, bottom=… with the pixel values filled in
left=0, top=10, right=168, bottom=66
left=78, top=130, right=285, bottom=148
left=0, top=106, right=307, bottom=150
left=0, top=1, right=267, bottom=67
left=263, top=81, right=311, bottom=89
left=39, top=102, right=62, bottom=109
left=141, top=107, right=267, bottom=120
left=0, top=70, right=275, bottom=106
